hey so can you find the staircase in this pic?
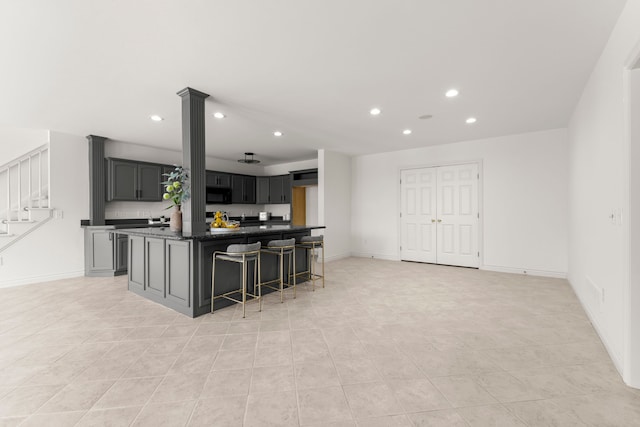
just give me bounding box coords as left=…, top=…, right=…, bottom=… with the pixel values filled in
left=0, top=144, right=53, bottom=252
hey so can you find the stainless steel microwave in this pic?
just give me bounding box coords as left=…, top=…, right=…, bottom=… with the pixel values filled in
left=206, top=187, right=232, bottom=204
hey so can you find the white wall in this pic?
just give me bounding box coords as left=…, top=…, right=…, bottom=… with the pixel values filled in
left=0, top=127, right=49, bottom=164
left=318, top=149, right=352, bottom=260
left=568, top=0, right=640, bottom=385
left=351, top=129, right=569, bottom=277
left=0, top=131, right=89, bottom=287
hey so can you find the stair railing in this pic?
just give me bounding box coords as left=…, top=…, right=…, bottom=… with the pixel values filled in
left=0, top=144, right=50, bottom=226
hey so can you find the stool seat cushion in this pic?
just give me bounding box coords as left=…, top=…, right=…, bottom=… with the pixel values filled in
left=300, top=235, right=324, bottom=243
left=217, top=253, right=259, bottom=262
left=227, top=242, right=261, bottom=253
left=267, top=238, right=296, bottom=248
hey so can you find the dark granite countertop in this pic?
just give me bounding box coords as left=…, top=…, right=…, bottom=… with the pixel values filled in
left=112, top=224, right=324, bottom=241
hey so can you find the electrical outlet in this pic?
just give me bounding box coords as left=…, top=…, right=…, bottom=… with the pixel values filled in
left=54, top=210, right=64, bottom=219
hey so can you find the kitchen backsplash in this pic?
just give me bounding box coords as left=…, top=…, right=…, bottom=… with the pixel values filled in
left=105, top=201, right=290, bottom=220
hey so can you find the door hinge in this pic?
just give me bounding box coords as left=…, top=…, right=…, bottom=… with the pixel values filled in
left=477, top=212, right=479, bottom=219
left=400, top=179, right=402, bottom=184
left=477, top=173, right=479, bottom=179
left=400, top=246, right=402, bottom=250
left=477, top=251, right=480, bottom=257
left=400, top=212, right=402, bottom=218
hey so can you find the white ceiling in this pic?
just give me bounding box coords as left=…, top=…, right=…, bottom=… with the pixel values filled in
left=0, top=0, right=627, bottom=165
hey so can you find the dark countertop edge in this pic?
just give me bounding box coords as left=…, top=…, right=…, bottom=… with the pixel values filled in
left=112, top=225, right=325, bottom=241
left=81, top=216, right=291, bottom=228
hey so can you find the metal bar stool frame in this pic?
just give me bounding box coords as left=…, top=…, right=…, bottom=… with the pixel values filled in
left=211, top=242, right=262, bottom=318
left=259, top=238, right=297, bottom=309
left=295, top=235, right=324, bottom=291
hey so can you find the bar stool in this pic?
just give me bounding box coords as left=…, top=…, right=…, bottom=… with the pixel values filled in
left=296, top=235, right=324, bottom=291
left=211, top=242, right=261, bottom=318
left=259, top=238, right=296, bottom=308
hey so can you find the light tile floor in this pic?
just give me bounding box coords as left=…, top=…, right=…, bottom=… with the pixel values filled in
left=0, top=258, right=639, bottom=426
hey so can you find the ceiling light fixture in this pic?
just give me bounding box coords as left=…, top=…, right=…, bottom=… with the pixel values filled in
left=238, top=152, right=260, bottom=164
left=418, top=114, right=433, bottom=120
left=369, top=108, right=381, bottom=116
left=403, top=129, right=412, bottom=135
left=213, top=112, right=225, bottom=119
left=273, top=131, right=283, bottom=137
left=466, top=117, right=477, bottom=124
left=150, top=115, right=164, bottom=122
left=446, top=89, right=459, bottom=98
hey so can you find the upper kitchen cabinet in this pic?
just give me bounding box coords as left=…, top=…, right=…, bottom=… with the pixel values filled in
left=107, top=158, right=163, bottom=201
left=231, top=174, right=256, bottom=204
left=256, top=176, right=270, bottom=204
left=206, top=171, right=231, bottom=188
left=256, top=175, right=291, bottom=204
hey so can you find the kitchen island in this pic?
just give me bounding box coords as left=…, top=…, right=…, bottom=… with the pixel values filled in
left=114, top=225, right=324, bottom=317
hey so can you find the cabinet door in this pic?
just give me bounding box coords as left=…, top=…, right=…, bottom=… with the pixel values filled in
left=115, top=235, right=128, bottom=273
left=109, top=160, right=137, bottom=201
left=231, top=175, right=244, bottom=204
left=86, top=229, right=115, bottom=271
left=206, top=171, right=231, bottom=188
left=256, top=177, right=270, bottom=204
left=270, top=176, right=284, bottom=203
left=145, top=237, right=166, bottom=297
left=138, top=163, right=162, bottom=201
left=165, top=240, right=191, bottom=308
left=281, top=174, right=291, bottom=204
left=244, top=176, right=256, bottom=204
left=128, top=235, right=145, bottom=292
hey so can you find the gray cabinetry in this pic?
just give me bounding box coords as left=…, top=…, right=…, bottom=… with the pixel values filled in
left=256, top=175, right=291, bottom=204
left=128, top=235, right=145, bottom=291
left=115, top=234, right=128, bottom=273
left=269, top=175, right=291, bottom=204
left=145, top=237, right=166, bottom=297
left=206, top=171, right=231, bottom=188
left=256, top=176, right=270, bottom=204
left=127, top=235, right=193, bottom=315
left=166, top=240, right=191, bottom=307
left=138, top=163, right=163, bottom=201
left=84, top=227, right=128, bottom=277
left=231, top=175, right=256, bottom=204
left=107, top=158, right=163, bottom=201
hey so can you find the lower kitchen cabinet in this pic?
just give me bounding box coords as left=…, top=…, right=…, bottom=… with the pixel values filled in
left=84, top=227, right=128, bottom=277
left=127, top=235, right=192, bottom=314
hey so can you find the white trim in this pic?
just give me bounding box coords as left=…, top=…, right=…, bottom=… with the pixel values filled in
left=568, top=278, right=623, bottom=373
left=481, top=264, right=567, bottom=279
left=0, top=270, right=85, bottom=288
left=324, top=253, right=351, bottom=263
left=351, top=252, right=400, bottom=261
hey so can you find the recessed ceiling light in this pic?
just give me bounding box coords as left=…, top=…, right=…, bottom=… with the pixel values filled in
left=466, top=117, right=477, bottom=124
left=369, top=108, right=381, bottom=116
left=273, top=131, right=283, bottom=137
left=402, top=129, right=412, bottom=135
left=445, top=89, right=459, bottom=98
left=418, top=114, right=433, bottom=120
left=213, top=112, right=225, bottom=119
left=150, top=115, right=163, bottom=122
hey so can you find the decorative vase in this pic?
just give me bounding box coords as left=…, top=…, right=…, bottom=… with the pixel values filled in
left=170, top=205, right=182, bottom=232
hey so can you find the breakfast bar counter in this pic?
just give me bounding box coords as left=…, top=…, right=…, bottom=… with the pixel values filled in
left=115, top=225, right=324, bottom=317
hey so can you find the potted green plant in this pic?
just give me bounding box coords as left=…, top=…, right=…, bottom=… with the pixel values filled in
left=162, top=166, right=189, bottom=232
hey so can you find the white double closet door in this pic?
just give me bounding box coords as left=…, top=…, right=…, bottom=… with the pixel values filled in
left=400, top=163, right=479, bottom=268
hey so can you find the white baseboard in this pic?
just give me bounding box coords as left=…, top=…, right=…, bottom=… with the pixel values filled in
left=568, top=277, right=623, bottom=374
left=481, top=264, right=567, bottom=279
left=350, top=252, right=400, bottom=261
left=324, top=252, right=352, bottom=263
left=0, top=270, right=85, bottom=288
